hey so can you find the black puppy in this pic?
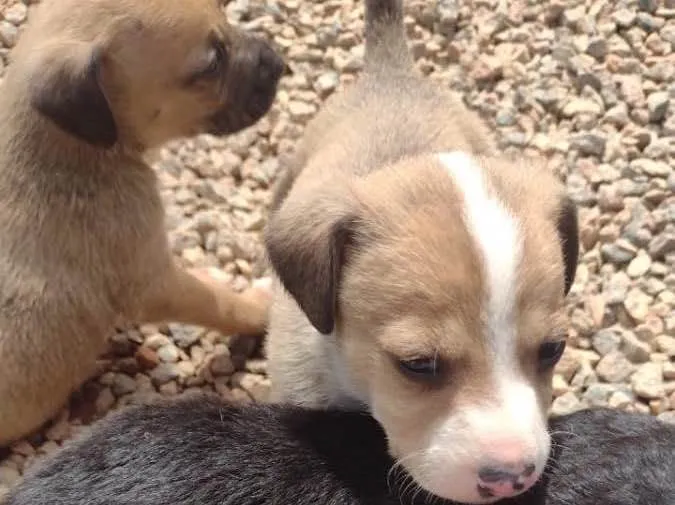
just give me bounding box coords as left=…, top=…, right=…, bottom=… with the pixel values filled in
left=6, top=393, right=675, bottom=505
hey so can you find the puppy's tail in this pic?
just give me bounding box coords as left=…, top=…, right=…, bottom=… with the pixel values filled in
left=364, top=0, right=413, bottom=72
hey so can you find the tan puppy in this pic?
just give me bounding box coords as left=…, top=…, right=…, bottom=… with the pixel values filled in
left=0, top=0, right=286, bottom=445
left=264, top=0, right=579, bottom=503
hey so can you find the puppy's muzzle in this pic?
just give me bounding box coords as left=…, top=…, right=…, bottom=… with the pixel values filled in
left=209, top=37, right=286, bottom=135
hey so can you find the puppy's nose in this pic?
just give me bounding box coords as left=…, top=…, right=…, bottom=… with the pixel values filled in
left=478, top=463, right=535, bottom=483
left=255, top=41, right=285, bottom=84
left=476, top=462, right=537, bottom=499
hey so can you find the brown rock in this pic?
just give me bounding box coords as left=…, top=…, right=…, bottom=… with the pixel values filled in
left=135, top=346, right=160, bottom=370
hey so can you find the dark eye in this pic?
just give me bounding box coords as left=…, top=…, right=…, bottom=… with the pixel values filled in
left=398, top=356, right=442, bottom=381
left=538, top=340, right=566, bottom=371
left=203, top=48, right=220, bottom=74
left=204, top=42, right=226, bottom=76
left=189, top=41, right=227, bottom=84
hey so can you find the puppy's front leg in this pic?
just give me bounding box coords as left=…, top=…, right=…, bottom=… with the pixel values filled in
left=139, top=263, right=272, bottom=336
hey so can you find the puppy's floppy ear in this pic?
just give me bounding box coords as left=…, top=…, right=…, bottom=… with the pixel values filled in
left=555, top=196, right=579, bottom=296
left=27, top=43, right=117, bottom=148
left=265, top=188, right=358, bottom=335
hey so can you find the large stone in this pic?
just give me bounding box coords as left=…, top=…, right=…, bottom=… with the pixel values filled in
left=647, top=92, right=670, bottom=122
left=551, top=392, right=583, bottom=416
left=592, top=328, right=622, bottom=356
left=623, top=288, right=652, bottom=323
left=596, top=351, right=634, bottom=383
left=631, top=363, right=665, bottom=399
left=621, top=332, right=652, bottom=363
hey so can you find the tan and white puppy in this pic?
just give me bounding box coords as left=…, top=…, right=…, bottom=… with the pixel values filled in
left=264, top=0, right=579, bottom=503
left=0, top=0, right=286, bottom=445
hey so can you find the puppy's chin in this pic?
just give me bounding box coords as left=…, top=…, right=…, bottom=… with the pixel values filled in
left=207, top=89, right=278, bottom=136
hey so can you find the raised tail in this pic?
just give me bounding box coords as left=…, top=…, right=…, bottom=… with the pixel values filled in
left=364, top=0, right=413, bottom=71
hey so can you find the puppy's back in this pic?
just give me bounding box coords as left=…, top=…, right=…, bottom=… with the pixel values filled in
left=543, top=408, right=675, bottom=505
left=7, top=399, right=675, bottom=505
left=5, top=394, right=394, bottom=505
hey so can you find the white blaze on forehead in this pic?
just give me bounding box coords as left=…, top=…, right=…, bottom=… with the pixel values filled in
left=437, top=151, right=523, bottom=365
left=431, top=152, right=549, bottom=478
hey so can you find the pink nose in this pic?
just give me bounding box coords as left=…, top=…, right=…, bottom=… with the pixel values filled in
left=476, top=463, right=538, bottom=499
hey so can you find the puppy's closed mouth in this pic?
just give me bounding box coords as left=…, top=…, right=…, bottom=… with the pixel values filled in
left=208, top=37, right=286, bottom=136
left=208, top=94, right=275, bottom=135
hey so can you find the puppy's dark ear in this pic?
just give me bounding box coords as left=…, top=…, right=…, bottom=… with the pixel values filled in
left=556, top=197, right=579, bottom=296
left=265, top=193, right=357, bottom=335
left=28, top=45, right=117, bottom=148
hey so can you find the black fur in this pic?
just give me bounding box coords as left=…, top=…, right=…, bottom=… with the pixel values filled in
left=6, top=394, right=675, bottom=505
left=555, top=197, right=579, bottom=296
left=543, top=408, right=675, bottom=504
left=265, top=213, right=356, bottom=336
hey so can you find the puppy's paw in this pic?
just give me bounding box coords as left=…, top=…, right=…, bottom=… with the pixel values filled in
left=237, top=276, right=274, bottom=333
left=190, top=266, right=231, bottom=284
left=251, top=276, right=274, bottom=299
left=188, top=268, right=272, bottom=336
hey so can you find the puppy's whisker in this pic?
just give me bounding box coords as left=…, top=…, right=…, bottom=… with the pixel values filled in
left=548, top=429, right=583, bottom=440
left=387, top=451, right=424, bottom=495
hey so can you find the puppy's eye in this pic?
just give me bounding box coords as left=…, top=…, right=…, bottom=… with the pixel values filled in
left=203, top=48, right=220, bottom=75
left=203, top=43, right=226, bottom=76
left=189, top=41, right=227, bottom=83
left=538, top=340, right=566, bottom=371
left=398, top=357, right=442, bottom=381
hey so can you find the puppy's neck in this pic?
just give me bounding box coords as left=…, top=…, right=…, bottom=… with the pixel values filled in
left=324, top=333, right=371, bottom=410
left=0, top=89, right=141, bottom=180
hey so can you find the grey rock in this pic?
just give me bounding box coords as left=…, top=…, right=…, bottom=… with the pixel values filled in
left=630, top=158, right=671, bottom=177
left=624, top=288, right=652, bottom=323
left=656, top=335, right=675, bottom=357
left=551, top=391, right=584, bottom=416
left=0, top=466, right=21, bottom=487
left=621, top=332, right=652, bottom=363
left=287, top=100, right=316, bottom=122
left=604, top=103, right=630, bottom=126
left=583, top=383, right=617, bottom=406
left=601, top=243, right=637, bottom=265
left=169, top=324, right=202, bottom=348
left=3, top=3, right=27, bottom=25
left=145, top=333, right=172, bottom=350
left=231, top=372, right=271, bottom=402
left=658, top=411, right=675, bottom=425
left=604, top=271, right=632, bottom=304
left=608, top=390, right=635, bottom=409
left=649, top=233, right=675, bottom=259
left=639, top=0, right=659, bottom=12
left=562, top=98, right=603, bottom=117
left=495, top=108, right=517, bottom=127
left=627, top=252, right=652, bottom=278
left=112, top=374, right=138, bottom=396
left=612, top=8, right=637, bottom=27
left=586, top=37, right=608, bottom=60
left=315, top=71, right=339, bottom=97
left=631, top=363, right=665, bottom=399
left=595, top=351, right=635, bottom=383
left=157, top=344, right=180, bottom=363
left=0, top=21, right=18, bottom=47
left=647, top=91, right=670, bottom=122
left=210, top=347, right=235, bottom=377
left=571, top=132, right=606, bottom=156
left=150, top=363, right=182, bottom=385
left=95, top=387, right=116, bottom=414
left=591, top=328, right=622, bottom=356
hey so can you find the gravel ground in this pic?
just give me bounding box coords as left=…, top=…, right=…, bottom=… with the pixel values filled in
left=1, top=0, right=674, bottom=498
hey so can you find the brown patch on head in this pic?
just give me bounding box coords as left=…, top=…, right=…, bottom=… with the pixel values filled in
left=11, top=0, right=286, bottom=149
